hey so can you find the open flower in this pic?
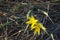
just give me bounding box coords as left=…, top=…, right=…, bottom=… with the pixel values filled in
left=31, top=23, right=46, bottom=35
left=26, top=15, right=47, bottom=35
left=31, top=23, right=41, bottom=35
left=26, top=16, right=38, bottom=27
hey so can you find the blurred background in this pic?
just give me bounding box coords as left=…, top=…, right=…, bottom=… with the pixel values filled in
left=0, top=0, right=60, bottom=40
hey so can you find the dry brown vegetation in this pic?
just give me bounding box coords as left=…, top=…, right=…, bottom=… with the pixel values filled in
left=0, top=0, right=60, bottom=40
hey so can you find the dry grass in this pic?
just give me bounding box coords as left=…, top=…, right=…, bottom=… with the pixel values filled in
left=0, top=0, right=60, bottom=40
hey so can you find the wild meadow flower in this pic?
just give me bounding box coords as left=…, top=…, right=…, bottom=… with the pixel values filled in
left=31, top=23, right=46, bottom=35
left=26, top=16, right=38, bottom=27
left=26, top=15, right=47, bottom=35
left=31, top=23, right=40, bottom=35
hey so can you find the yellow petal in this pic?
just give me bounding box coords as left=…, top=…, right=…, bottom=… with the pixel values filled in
left=34, top=29, right=37, bottom=35
left=31, top=22, right=36, bottom=30
left=37, top=28, right=40, bottom=35
left=39, top=23, right=46, bottom=32
left=32, top=24, right=40, bottom=35
left=26, top=21, right=31, bottom=24
left=31, top=25, right=36, bottom=30
left=34, top=27, right=40, bottom=35
left=26, top=16, right=38, bottom=25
